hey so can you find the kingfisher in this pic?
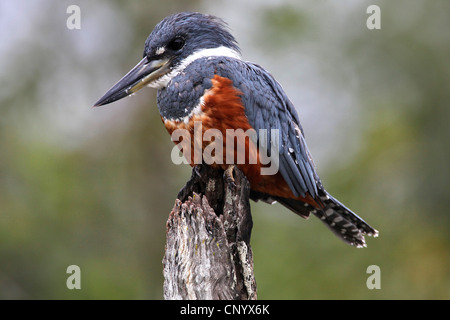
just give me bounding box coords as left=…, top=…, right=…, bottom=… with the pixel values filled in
left=94, top=12, right=378, bottom=247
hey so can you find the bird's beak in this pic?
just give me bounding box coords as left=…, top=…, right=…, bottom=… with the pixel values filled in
left=94, top=56, right=171, bottom=107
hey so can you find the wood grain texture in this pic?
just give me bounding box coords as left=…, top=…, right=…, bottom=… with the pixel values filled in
left=163, top=165, right=257, bottom=300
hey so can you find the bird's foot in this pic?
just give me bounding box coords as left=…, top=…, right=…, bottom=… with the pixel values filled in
left=224, top=165, right=237, bottom=189
left=177, top=165, right=205, bottom=200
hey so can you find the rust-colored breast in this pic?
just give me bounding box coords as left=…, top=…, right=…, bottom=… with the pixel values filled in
left=162, top=75, right=318, bottom=207
left=163, top=75, right=261, bottom=178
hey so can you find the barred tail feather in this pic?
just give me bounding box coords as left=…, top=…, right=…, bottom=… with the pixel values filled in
left=312, top=190, right=378, bottom=247
left=265, top=193, right=378, bottom=248
left=250, top=189, right=378, bottom=247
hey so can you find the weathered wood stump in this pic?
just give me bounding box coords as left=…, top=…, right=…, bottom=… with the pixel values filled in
left=162, top=165, right=257, bottom=300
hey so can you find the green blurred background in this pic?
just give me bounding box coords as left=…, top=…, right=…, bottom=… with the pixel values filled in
left=0, top=0, right=448, bottom=299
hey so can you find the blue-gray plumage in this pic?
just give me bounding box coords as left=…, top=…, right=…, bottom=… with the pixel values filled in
left=94, top=12, right=378, bottom=247
left=159, top=56, right=318, bottom=199
left=144, top=12, right=240, bottom=61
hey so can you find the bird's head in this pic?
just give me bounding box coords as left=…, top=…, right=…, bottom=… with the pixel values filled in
left=94, top=12, right=240, bottom=107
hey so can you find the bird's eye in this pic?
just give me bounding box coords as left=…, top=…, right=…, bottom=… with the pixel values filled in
left=167, top=37, right=185, bottom=52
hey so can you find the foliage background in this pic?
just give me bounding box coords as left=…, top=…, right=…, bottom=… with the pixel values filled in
left=0, top=0, right=448, bottom=299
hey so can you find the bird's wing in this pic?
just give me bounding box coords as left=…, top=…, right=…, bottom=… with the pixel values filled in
left=219, top=59, right=320, bottom=198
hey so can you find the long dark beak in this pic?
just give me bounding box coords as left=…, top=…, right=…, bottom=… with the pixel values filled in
left=94, top=56, right=171, bottom=107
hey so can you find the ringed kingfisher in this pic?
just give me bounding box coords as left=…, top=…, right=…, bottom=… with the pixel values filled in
left=94, top=12, right=378, bottom=247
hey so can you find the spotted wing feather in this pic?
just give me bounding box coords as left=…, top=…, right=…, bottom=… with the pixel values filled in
left=221, top=60, right=320, bottom=199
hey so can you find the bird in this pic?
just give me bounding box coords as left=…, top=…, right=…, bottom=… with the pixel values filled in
left=94, top=12, right=378, bottom=248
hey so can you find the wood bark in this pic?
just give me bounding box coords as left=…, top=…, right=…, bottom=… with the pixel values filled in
left=162, top=165, right=257, bottom=300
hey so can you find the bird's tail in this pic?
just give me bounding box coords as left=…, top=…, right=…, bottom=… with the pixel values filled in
left=273, top=189, right=378, bottom=248
left=313, top=190, right=378, bottom=247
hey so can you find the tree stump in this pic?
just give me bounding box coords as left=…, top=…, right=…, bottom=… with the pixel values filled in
left=162, top=165, right=257, bottom=300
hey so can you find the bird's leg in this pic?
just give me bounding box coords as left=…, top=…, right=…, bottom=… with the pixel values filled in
left=224, top=164, right=237, bottom=189
left=193, top=164, right=203, bottom=178
left=177, top=164, right=205, bottom=201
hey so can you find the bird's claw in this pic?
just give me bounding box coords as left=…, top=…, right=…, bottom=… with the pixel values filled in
left=224, top=165, right=237, bottom=189
left=193, top=164, right=203, bottom=177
